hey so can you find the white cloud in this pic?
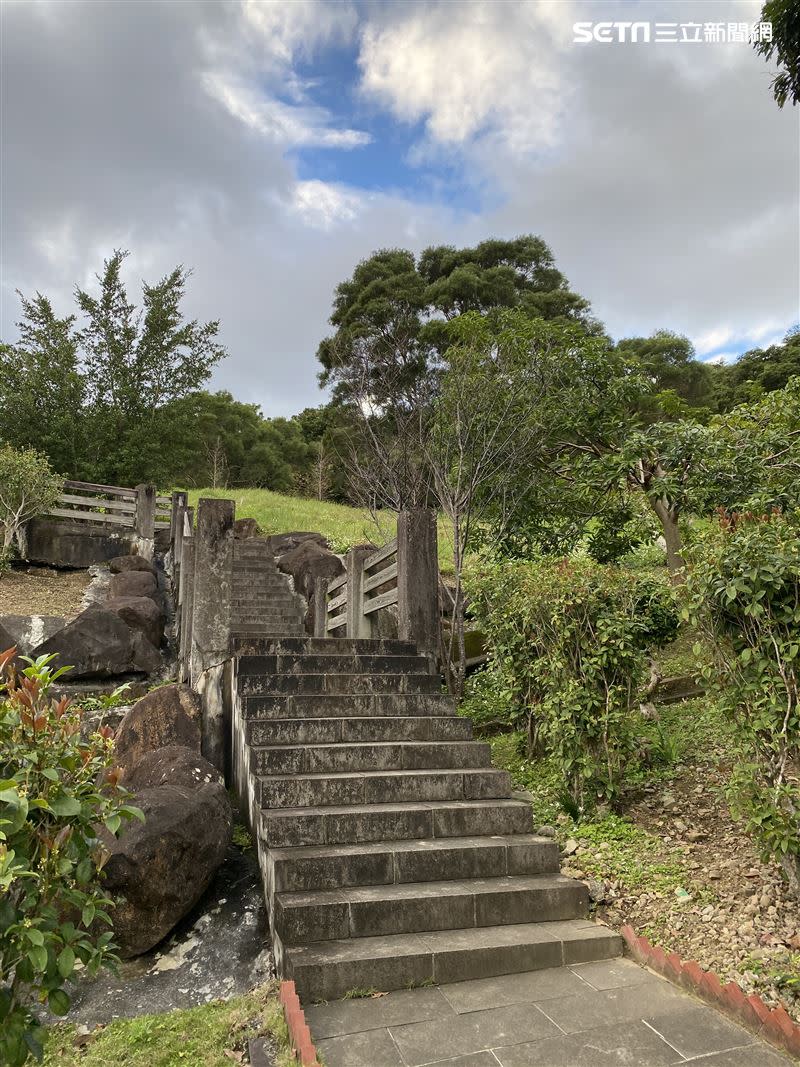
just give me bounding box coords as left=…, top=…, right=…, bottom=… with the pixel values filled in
left=358, top=0, right=574, bottom=153
left=290, top=180, right=363, bottom=229
left=203, top=72, right=369, bottom=148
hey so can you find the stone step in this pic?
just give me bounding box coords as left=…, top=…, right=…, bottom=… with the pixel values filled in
left=266, top=834, right=558, bottom=894
left=239, top=673, right=443, bottom=696
left=231, top=614, right=304, bottom=625
left=232, top=636, right=418, bottom=656
left=237, top=653, right=432, bottom=675
left=259, top=767, right=512, bottom=809
left=259, top=798, right=533, bottom=848
left=251, top=740, right=492, bottom=775
left=275, top=874, right=589, bottom=945
left=282, top=920, right=623, bottom=1001
left=231, top=625, right=306, bottom=636
left=243, top=692, right=457, bottom=720
left=246, top=714, right=473, bottom=747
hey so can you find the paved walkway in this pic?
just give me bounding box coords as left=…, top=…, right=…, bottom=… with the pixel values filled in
left=305, top=958, right=794, bottom=1066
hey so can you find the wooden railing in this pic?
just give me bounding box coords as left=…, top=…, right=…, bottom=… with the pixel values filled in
left=314, top=510, right=439, bottom=656
left=45, top=480, right=175, bottom=541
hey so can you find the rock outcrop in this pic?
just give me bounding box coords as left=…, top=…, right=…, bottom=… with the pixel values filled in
left=109, top=569, right=159, bottom=604
left=103, top=745, right=232, bottom=957
left=113, top=684, right=201, bottom=779
left=109, top=555, right=156, bottom=575
left=107, top=596, right=164, bottom=649
left=30, top=605, right=161, bottom=678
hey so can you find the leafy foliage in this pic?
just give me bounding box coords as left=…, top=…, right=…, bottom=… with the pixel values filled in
left=466, top=558, right=678, bottom=809
left=0, top=446, right=63, bottom=553
left=754, top=0, right=800, bottom=107
left=685, top=509, right=800, bottom=896
left=0, top=651, right=143, bottom=1065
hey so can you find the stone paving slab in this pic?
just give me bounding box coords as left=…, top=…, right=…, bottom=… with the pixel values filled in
left=307, top=958, right=795, bottom=1067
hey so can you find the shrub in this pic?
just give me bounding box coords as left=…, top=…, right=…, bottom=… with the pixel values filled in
left=0, top=445, right=63, bottom=554
left=0, top=650, right=143, bottom=1065
left=685, top=509, right=800, bottom=897
left=466, top=557, right=678, bottom=809
left=587, top=506, right=647, bottom=564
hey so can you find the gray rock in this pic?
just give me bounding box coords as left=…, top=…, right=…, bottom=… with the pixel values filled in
left=268, top=531, right=329, bottom=557
left=109, top=555, right=156, bottom=576
left=107, top=596, right=164, bottom=649
left=114, top=686, right=201, bottom=779
left=30, top=604, right=161, bottom=679
left=109, top=570, right=159, bottom=604
left=233, top=518, right=262, bottom=540
left=537, top=825, right=557, bottom=838
left=102, top=747, right=232, bottom=957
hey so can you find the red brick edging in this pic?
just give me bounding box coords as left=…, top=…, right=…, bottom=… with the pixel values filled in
left=279, top=980, right=322, bottom=1066
left=621, top=923, right=800, bottom=1060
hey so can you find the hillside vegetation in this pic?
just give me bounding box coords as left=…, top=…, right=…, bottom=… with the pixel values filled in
left=187, top=488, right=455, bottom=566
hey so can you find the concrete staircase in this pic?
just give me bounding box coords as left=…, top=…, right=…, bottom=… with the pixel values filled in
left=231, top=540, right=306, bottom=638
left=233, top=620, right=623, bottom=1002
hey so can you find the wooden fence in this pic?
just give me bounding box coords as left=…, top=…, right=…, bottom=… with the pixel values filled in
left=314, top=510, right=439, bottom=656
left=46, top=480, right=172, bottom=540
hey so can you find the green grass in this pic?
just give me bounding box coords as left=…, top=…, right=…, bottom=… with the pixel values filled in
left=43, top=984, right=293, bottom=1067
left=187, top=487, right=455, bottom=568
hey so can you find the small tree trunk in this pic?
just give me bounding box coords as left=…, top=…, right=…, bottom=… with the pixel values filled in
left=650, top=497, right=684, bottom=579
left=781, top=852, right=800, bottom=900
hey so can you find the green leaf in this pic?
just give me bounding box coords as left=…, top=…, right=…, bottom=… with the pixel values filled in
left=82, top=902, right=95, bottom=928
left=57, top=945, right=75, bottom=979
left=47, top=988, right=71, bottom=1016
left=27, top=944, right=47, bottom=972
left=49, top=795, right=82, bottom=818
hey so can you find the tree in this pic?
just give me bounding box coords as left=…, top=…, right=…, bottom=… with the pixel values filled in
left=615, top=330, right=714, bottom=422
left=713, top=330, right=800, bottom=410
left=755, top=0, right=800, bottom=107
left=317, top=235, right=598, bottom=409
left=0, top=445, right=63, bottom=554
left=2, top=251, right=227, bottom=486
left=0, top=296, right=85, bottom=477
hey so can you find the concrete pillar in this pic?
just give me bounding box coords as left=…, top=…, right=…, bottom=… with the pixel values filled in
left=346, top=545, right=374, bottom=639
left=134, top=484, right=156, bottom=540
left=170, top=490, right=188, bottom=552
left=397, top=509, right=439, bottom=659
left=178, top=503, right=195, bottom=678
left=190, top=498, right=234, bottom=769
left=313, top=577, right=329, bottom=638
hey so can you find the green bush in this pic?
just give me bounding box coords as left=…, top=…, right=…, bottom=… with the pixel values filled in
left=0, top=445, right=63, bottom=555
left=685, top=509, right=800, bottom=897
left=587, top=506, right=646, bottom=564
left=0, top=650, right=143, bottom=1065
left=466, top=557, right=678, bottom=809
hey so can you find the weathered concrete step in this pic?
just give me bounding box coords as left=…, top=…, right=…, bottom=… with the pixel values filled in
left=267, top=834, right=557, bottom=894
left=232, top=637, right=418, bottom=656
left=260, top=798, right=532, bottom=848
left=282, top=920, right=623, bottom=1001
left=251, top=740, right=492, bottom=775
left=233, top=623, right=309, bottom=631
left=247, top=714, right=473, bottom=747
left=276, top=874, right=588, bottom=944
left=238, top=653, right=432, bottom=675
left=259, top=767, right=512, bottom=809
left=239, top=673, right=443, bottom=696
left=243, top=692, right=457, bottom=720
left=231, top=614, right=303, bottom=625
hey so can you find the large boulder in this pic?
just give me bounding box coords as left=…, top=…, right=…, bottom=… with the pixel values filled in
left=107, top=596, right=164, bottom=649
left=0, top=621, right=23, bottom=673
left=109, top=554, right=156, bottom=576
left=268, top=531, right=329, bottom=557
left=102, top=746, right=232, bottom=957
left=109, top=570, right=159, bottom=604
left=30, top=605, right=161, bottom=678
left=233, top=518, right=261, bottom=540
left=113, top=684, right=201, bottom=779
left=277, top=539, right=344, bottom=600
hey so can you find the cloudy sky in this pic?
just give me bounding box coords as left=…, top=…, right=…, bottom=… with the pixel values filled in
left=2, top=0, right=798, bottom=416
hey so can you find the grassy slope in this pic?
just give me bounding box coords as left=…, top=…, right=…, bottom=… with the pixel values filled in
left=187, top=487, right=455, bottom=568
left=43, top=984, right=293, bottom=1067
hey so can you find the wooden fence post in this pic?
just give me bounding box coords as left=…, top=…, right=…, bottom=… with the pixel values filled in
left=397, top=509, right=439, bottom=659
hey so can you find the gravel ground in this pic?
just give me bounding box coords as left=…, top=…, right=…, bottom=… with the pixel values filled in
left=560, top=764, right=800, bottom=1023
left=0, top=565, right=91, bottom=619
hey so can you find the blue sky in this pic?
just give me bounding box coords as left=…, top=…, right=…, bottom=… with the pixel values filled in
left=1, top=0, right=797, bottom=413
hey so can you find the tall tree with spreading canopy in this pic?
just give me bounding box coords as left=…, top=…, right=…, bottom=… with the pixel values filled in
left=755, top=0, right=800, bottom=107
